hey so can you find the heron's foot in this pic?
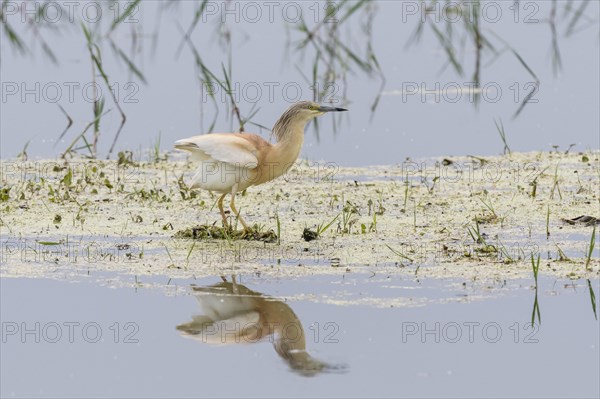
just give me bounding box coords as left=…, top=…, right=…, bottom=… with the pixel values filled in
left=221, top=218, right=230, bottom=231
left=234, top=215, right=251, bottom=232
left=240, top=225, right=255, bottom=236
left=219, top=217, right=250, bottom=234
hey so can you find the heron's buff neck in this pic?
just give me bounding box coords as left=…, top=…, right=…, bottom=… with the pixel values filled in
left=272, top=106, right=313, bottom=142
left=271, top=115, right=308, bottom=163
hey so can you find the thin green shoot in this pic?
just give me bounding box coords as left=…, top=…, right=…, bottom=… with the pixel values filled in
left=531, top=252, right=541, bottom=283
left=185, top=241, right=196, bottom=270
left=164, top=244, right=175, bottom=269
left=555, top=245, right=571, bottom=262
left=318, top=214, right=339, bottom=236
left=585, top=225, right=596, bottom=271
left=587, top=279, right=597, bottom=320
left=276, top=212, right=281, bottom=245
left=550, top=163, right=562, bottom=200
left=479, top=195, right=497, bottom=218
left=385, top=244, right=414, bottom=263
left=403, top=176, right=410, bottom=211
left=546, top=204, right=550, bottom=238
left=531, top=252, right=541, bottom=326
left=494, top=118, right=511, bottom=155
left=152, top=132, right=162, bottom=163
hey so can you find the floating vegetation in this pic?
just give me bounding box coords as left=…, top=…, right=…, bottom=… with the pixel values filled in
left=561, top=215, right=600, bottom=226
left=303, top=214, right=339, bottom=242
left=174, top=225, right=277, bottom=243
left=302, top=228, right=319, bottom=242
left=0, top=151, right=597, bottom=283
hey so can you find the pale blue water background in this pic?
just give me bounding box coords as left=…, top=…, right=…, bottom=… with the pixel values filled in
left=1, top=1, right=599, bottom=164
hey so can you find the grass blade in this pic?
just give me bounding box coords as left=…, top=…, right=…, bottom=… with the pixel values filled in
left=587, top=279, right=597, bottom=320
left=585, top=225, right=596, bottom=271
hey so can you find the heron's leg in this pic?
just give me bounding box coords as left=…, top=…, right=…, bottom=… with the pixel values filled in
left=217, top=193, right=228, bottom=228
left=229, top=186, right=250, bottom=231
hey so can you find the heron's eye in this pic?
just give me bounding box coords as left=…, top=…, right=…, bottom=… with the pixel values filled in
left=308, top=105, right=317, bottom=110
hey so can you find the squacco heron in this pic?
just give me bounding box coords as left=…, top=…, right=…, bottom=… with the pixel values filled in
left=174, top=100, right=347, bottom=230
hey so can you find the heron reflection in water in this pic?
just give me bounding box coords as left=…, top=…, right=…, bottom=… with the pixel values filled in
left=176, top=275, right=345, bottom=377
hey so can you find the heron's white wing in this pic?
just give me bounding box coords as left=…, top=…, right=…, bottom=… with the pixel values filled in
left=174, top=133, right=259, bottom=169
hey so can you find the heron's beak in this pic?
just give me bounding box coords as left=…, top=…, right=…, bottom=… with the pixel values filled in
left=318, top=105, right=348, bottom=112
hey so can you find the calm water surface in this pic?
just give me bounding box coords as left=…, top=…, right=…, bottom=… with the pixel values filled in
left=1, top=275, right=598, bottom=398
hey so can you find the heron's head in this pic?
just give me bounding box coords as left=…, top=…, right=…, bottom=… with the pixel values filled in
left=290, top=100, right=347, bottom=121
left=273, top=101, right=347, bottom=141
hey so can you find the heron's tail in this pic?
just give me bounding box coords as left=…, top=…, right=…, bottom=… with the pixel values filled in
left=174, top=139, right=199, bottom=152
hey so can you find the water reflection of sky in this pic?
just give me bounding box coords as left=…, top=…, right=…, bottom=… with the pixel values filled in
left=1, top=1, right=598, bottom=165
